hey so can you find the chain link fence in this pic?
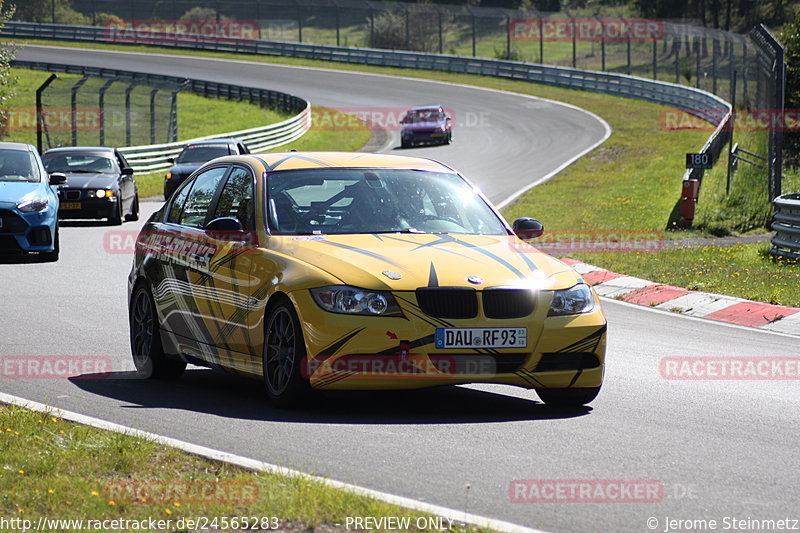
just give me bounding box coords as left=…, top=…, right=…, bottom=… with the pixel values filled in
left=33, top=72, right=180, bottom=152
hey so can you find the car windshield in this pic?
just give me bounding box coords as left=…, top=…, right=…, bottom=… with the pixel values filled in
left=0, top=150, right=40, bottom=183
left=43, top=153, right=116, bottom=174
left=405, top=110, right=444, bottom=123
left=176, top=145, right=230, bottom=164
left=267, top=169, right=507, bottom=236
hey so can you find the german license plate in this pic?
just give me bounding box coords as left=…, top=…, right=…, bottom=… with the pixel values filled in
left=435, top=327, right=527, bottom=349
left=60, top=202, right=81, bottom=210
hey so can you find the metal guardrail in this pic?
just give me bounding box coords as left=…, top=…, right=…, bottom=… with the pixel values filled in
left=770, top=194, right=800, bottom=261
left=7, top=21, right=731, bottom=174
left=11, top=57, right=311, bottom=173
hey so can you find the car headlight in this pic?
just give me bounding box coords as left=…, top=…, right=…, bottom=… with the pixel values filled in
left=548, top=283, right=595, bottom=316
left=17, top=198, right=49, bottom=213
left=310, top=286, right=403, bottom=317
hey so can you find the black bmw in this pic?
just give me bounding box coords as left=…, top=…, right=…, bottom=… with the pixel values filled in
left=43, top=147, right=139, bottom=225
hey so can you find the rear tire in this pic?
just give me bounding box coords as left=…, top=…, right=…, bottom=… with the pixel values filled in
left=125, top=193, right=140, bottom=222
left=130, top=283, right=186, bottom=379
left=262, top=298, right=311, bottom=408
left=536, top=386, right=600, bottom=407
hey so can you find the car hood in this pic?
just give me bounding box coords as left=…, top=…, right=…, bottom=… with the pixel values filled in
left=169, top=163, right=203, bottom=176
left=403, top=121, right=445, bottom=132
left=62, top=173, right=118, bottom=189
left=271, top=233, right=581, bottom=291
left=0, top=181, right=46, bottom=208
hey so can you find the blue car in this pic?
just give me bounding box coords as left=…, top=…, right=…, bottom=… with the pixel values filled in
left=0, top=142, right=66, bottom=262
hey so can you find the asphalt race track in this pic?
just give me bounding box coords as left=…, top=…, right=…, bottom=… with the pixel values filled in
left=2, top=45, right=800, bottom=533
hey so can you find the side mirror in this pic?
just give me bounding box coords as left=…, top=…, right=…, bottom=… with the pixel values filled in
left=49, top=172, right=67, bottom=186
left=121, top=167, right=134, bottom=176
left=166, top=157, right=175, bottom=164
left=512, top=217, right=544, bottom=240
left=205, top=217, right=245, bottom=240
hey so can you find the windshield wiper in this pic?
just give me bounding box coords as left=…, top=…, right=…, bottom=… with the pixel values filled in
left=373, top=229, right=449, bottom=234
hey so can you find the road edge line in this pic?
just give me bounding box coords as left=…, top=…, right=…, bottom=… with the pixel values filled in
left=0, top=391, right=549, bottom=533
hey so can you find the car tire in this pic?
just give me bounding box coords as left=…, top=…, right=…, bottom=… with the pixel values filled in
left=129, top=283, right=186, bottom=379
left=262, top=297, right=311, bottom=408
left=39, top=224, right=59, bottom=263
left=535, top=386, right=601, bottom=407
left=125, top=193, right=140, bottom=222
left=401, top=139, right=410, bottom=149
left=109, top=199, right=123, bottom=226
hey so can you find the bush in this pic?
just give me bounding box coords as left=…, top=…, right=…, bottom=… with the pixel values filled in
left=367, top=5, right=445, bottom=53
left=95, top=12, right=124, bottom=27
left=781, top=14, right=800, bottom=166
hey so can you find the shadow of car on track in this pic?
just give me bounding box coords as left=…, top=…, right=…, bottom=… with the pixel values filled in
left=59, top=219, right=119, bottom=228
left=68, top=368, right=591, bottom=424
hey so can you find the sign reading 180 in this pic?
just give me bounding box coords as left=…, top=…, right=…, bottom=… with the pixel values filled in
left=686, top=153, right=712, bottom=169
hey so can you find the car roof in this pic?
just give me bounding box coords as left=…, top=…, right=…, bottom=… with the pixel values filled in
left=44, top=146, right=115, bottom=153
left=409, top=105, right=443, bottom=111
left=183, top=139, right=239, bottom=146
left=0, top=142, right=34, bottom=152
left=237, top=151, right=454, bottom=173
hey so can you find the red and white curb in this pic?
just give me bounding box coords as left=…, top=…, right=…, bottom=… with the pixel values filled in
left=561, top=258, right=800, bottom=336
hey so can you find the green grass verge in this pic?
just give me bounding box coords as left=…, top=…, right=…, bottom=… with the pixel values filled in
left=572, top=243, right=800, bottom=307
left=0, top=404, right=484, bottom=532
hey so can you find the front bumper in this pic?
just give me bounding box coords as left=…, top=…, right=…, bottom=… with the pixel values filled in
left=403, top=130, right=449, bottom=144
left=289, top=288, right=606, bottom=391
left=58, top=197, right=118, bottom=220
left=0, top=207, right=57, bottom=254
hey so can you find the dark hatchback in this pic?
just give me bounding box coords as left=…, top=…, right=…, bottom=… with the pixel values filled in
left=43, top=147, right=139, bottom=225
left=163, top=139, right=249, bottom=199
left=400, top=105, right=452, bottom=148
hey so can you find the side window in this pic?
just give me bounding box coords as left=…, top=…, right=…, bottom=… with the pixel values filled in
left=167, top=180, right=193, bottom=224
left=212, top=167, right=255, bottom=230
left=177, top=166, right=228, bottom=228
left=116, top=151, right=130, bottom=170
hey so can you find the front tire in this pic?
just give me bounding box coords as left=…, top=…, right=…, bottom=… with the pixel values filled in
left=536, top=386, right=600, bottom=407
left=125, top=193, right=140, bottom=222
left=262, top=298, right=310, bottom=408
left=109, top=199, right=123, bottom=226
left=130, top=283, right=186, bottom=379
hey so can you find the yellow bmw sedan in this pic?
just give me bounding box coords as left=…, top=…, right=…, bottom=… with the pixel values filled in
left=128, top=152, right=606, bottom=408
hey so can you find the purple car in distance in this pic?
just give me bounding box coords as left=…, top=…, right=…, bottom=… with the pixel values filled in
left=400, top=105, right=452, bottom=148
